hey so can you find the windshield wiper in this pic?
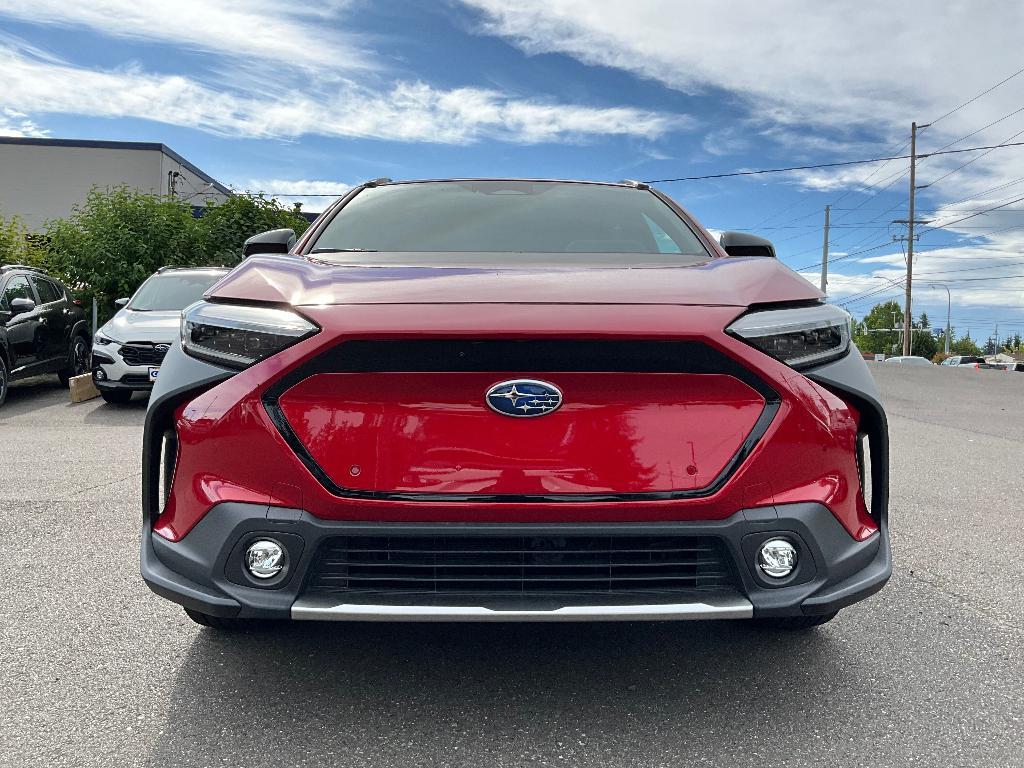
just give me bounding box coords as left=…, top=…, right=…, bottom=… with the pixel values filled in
left=311, top=247, right=379, bottom=254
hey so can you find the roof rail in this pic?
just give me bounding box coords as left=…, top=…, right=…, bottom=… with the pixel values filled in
left=619, top=179, right=650, bottom=190
left=156, top=265, right=228, bottom=273
left=363, top=177, right=393, bottom=187
left=0, top=264, right=45, bottom=274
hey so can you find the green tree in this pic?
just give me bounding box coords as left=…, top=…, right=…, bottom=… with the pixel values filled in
left=197, top=194, right=310, bottom=265
left=951, top=334, right=982, bottom=356
left=42, top=187, right=201, bottom=318
left=853, top=300, right=902, bottom=354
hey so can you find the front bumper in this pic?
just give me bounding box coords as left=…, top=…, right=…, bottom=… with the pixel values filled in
left=91, top=346, right=164, bottom=391
left=142, top=500, right=890, bottom=621
left=141, top=311, right=891, bottom=623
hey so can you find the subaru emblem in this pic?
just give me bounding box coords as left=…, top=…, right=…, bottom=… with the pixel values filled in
left=486, top=379, right=563, bottom=418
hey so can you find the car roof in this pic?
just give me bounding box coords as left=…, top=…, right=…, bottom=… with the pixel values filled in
left=359, top=177, right=650, bottom=190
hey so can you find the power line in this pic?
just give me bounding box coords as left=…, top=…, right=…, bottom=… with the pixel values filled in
left=920, top=125, right=1024, bottom=188
left=921, top=193, right=1024, bottom=232
left=926, top=63, right=1024, bottom=127
left=642, top=141, right=1024, bottom=184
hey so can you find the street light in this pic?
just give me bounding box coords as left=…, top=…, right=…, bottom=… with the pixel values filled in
left=930, top=283, right=951, bottom=355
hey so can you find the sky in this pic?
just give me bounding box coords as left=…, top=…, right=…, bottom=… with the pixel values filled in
left=2, top=0, right=1024, bottom=341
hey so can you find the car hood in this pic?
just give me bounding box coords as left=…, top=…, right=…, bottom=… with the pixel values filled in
left=100, top=309, right=181, bottom=343
left=208, top=254, right=822, bottom=307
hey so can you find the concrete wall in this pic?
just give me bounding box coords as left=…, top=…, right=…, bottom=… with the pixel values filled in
left=0, top=143, right=229, bottom=231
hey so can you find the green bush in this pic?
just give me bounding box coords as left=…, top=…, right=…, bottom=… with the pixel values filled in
left=197, top=194, right=310, bottom=265
left=34, top=188, right=310, bottom=323
left=42, top=187, right=202, bottom=317
left=0, top=213, right=48, bottom=268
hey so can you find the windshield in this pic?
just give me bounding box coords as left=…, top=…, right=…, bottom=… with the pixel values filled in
left=129, top=272, right=225, bottom=311
left=308, top=181, right=711, bottom=265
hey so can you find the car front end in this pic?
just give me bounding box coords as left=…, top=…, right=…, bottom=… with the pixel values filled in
left=92, top=268, right=229, bottom=402
left=141, top=180, right=890, bottom=629
left=92, top=325, right=174, bottom=395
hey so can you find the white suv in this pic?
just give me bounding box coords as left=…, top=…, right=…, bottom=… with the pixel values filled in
left=91, top=267, right=229, bottom=404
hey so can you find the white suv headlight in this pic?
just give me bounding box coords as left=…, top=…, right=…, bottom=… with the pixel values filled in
left=181, top=301, right=318, bottom=369
left=728, top=304, right=851, bottom=370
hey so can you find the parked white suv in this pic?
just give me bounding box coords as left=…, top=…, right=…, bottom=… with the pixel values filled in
left=91, top=267, right=229, bottom=404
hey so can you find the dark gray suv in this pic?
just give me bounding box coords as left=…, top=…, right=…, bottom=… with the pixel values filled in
left=0, top=264, right=90, bottom=407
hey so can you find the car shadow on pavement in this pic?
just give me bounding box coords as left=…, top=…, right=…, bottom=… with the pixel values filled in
left=1, top=377, right=66, bottom=415
left=144, top=619, right=845, bottom=765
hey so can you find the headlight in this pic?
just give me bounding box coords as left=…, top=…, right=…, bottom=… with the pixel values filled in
left=728, top=304, right=851, bottom=370
left=94, top=332, right=117, bottom=346
left=181, top=301, right=318, bottom=369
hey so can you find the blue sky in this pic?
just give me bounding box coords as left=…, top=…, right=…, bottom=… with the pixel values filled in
left=2, top=1, right=1024, bottom=340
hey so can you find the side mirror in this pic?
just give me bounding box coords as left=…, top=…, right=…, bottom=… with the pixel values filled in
left=719, top=231, right=777, bottom=258
left=9, top=297, right=36, bottom=316
left=243, top=228, right=296, bottom=258
left=114, top=297, right=129, bottom=308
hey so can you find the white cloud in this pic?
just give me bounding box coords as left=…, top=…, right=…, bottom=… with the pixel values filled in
left=242, top=179, right=354, bottom=212
left=0, top=42, right=683, bottom=144
left=0, top=0, right=369, bottom=74
left=0, top=107, right=48, bottom=137
left=461, top=1, right=1024, bottom=194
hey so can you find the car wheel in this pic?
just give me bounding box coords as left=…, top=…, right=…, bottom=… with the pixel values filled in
left=0, top=356, right=8, bottom=408
left=752, top=612, right=838, bottom=630
left=184, top=608, right=269, bottom=631
left=58, top=335, right=90, bottom=387
left=100, top=389, right=134, bottom=405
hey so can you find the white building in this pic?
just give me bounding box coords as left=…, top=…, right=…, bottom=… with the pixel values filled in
left=0, top=137, right=231, bottom=231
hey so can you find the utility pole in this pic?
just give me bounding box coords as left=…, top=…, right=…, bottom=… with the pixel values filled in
left=903, top=122, right=919, bottom=356
left=820, top=205, right=830, bottom=294
left=895, top=120, right=931, bottom=356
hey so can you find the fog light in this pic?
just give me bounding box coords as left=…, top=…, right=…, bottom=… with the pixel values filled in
left=93, top=368, right=106, bottom=381
left=245, top=539, right=285, bottom=579
left=757, top=538, right=797, bottom=578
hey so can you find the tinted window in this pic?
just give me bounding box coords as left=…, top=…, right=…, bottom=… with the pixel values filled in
left=32, top=277, right=62, bottom=304
left=3, top=275, right=33, bottom=308
left=310, top=181, right=710, bottom=264
left=129, top=272, right=226, bottom=311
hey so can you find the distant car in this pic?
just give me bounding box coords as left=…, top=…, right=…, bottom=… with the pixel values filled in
left=1000, top=362, right=1024, bottom=372
left=884, top=356, right=932, bottom=365
left=940, top=355, right=984, bottom=367
left=91, top=267, right=229, bottom=404
left=0, top=264, right=90, bottom=407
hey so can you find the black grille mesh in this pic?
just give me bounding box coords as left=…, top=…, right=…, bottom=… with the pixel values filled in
left=304, top=535, right=736, bottom=594
left=119, top=344, right=168, bottom=367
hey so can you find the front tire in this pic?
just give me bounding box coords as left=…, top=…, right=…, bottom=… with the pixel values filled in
left=184, top=608, right=267, bottom=631
left=752, top=612, right=838, bottom=630
left=101, top=389, right=134, bottom=405
left=58, top=335, right=90, bottom=387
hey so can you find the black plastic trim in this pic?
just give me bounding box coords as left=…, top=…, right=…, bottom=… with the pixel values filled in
left=261, top=339, right=781, bottom=503
left=142, top=501, right=890, bottom=619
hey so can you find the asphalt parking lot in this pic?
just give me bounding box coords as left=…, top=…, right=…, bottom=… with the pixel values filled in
left=1, top=365, right=1022, bottom=768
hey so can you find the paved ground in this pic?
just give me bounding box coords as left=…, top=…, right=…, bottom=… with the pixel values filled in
left=1, top=366, right=1022, bottom=767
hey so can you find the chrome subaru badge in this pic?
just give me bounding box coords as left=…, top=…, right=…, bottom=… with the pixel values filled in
left=486, top=379, right=563, bottom=418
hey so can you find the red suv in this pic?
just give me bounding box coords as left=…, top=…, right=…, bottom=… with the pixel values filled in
left=142, top=179, right=889, bottom=631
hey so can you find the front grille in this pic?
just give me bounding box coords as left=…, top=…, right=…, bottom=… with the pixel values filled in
left=119, top=343, right=168, bottom=367
left=305, top=535, right=736, bottom=594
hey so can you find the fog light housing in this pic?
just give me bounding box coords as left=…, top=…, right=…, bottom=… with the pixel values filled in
left=93, top=368, right=106, bottom=381
left=757, top=538, right=797, bottom=578
left=245, top=539, right=286, bottom=579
